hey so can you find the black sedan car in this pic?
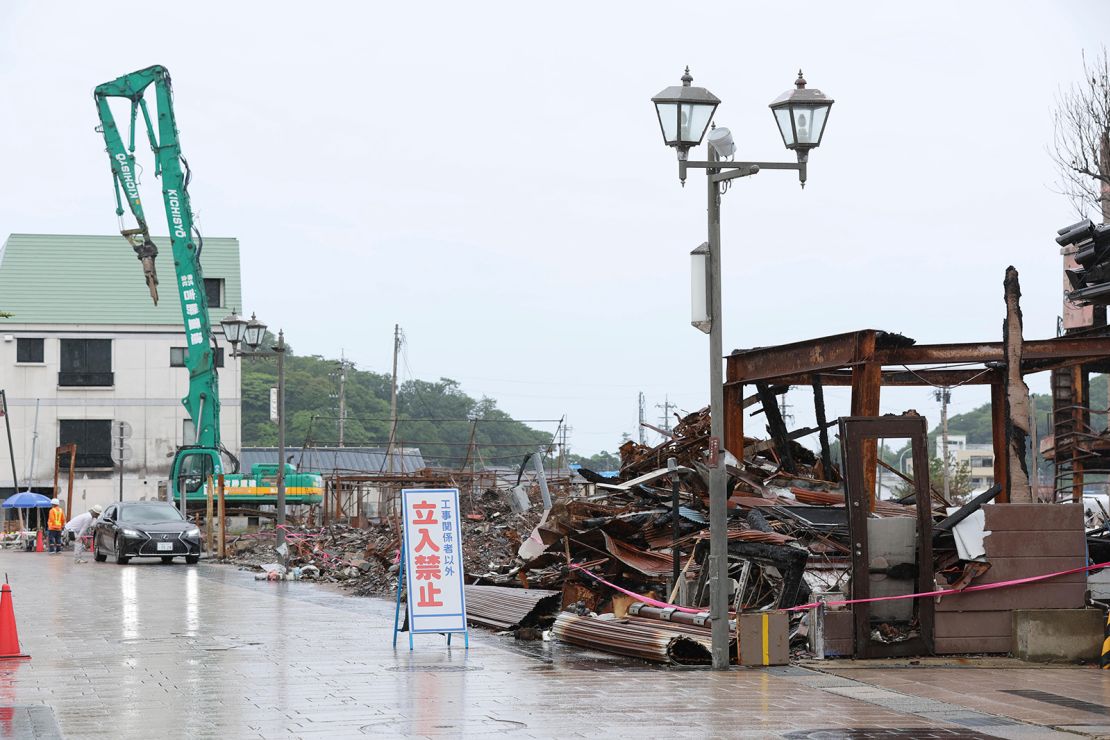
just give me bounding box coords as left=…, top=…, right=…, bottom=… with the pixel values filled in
left=92, top=501, right=202, bottom=564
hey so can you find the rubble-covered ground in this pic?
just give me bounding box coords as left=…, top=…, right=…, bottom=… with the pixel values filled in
left=221, top=489, right=541, bottom=598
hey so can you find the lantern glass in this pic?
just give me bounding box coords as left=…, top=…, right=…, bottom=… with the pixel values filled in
left=774, top=108, right=795, bottom=146
left=679, top=103, right=715, bottom=144
left=652, top=68, right=720, bottom=150
left=244, top=313, right=267, bottom=349
left=220, top=310, right=247, bottom=345
left=655, top=103, right=678, bottom=143
left=770, top=71, right=834, bottom=151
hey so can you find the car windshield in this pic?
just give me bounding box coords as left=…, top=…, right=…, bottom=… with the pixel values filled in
left=119, top=504, right=184, bottom=524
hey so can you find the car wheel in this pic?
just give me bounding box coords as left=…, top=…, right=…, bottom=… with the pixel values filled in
left=93, top=539, right=106, bottom=562
left=161, top=556, right=174, bottom=564
left=185, top=555, right=199, bottom=565
left=114, top=537, right=130, bottom=565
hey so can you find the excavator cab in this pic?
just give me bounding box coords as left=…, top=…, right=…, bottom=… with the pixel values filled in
left=170, top=448, right=221, bottom=513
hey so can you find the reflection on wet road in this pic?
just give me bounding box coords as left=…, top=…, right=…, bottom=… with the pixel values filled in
left=0, top=552, right=1105, bottom=738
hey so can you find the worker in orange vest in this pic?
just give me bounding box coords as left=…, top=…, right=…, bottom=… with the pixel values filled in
left=47, top=498, right=66, bottom=554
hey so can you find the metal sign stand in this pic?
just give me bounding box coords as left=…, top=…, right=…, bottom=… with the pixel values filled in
left=392, top=487, right=469, bottom=651
left=392, top=540, right=469, bottom=651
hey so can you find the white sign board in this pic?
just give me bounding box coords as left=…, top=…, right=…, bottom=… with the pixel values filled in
left=269, top=388, right=278, bottom=422
left=401, top=488, right=467, bottom=634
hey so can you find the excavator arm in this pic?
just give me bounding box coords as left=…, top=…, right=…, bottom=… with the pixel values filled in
left=93, top=66, right=223, bottom=488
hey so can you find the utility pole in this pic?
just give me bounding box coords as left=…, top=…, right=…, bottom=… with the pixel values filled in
left=935, top=387, right=951, bottom=501
left=386, top=325, right=402, bottom=474
left=559, top=424, right=571, bottom=476
left=638, top=392, right=647, bottom=445
left=656, top=396, right=676, bottom=434
left=779, top=394, right=794, bottom=427
left=336, top=350, right=349, bottom=447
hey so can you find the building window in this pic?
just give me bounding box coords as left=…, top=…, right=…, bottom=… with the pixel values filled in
left=204, top=278, right=223, bottom=309
left=15, top=338, right=43, bottom=363
left=170, top=346, right=224, bottom=368
left=58, top=339, right=113, bottom=387
left=59, top=419, right=113, bottom=468
left=969, top=456, right=993, bottom=468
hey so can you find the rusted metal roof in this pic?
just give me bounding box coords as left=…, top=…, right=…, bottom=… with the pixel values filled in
left=464, top=585, right=561, bottom=630
left=601, top=532, right=675, bottom=577
left=552, top=612, right=712, bottom=665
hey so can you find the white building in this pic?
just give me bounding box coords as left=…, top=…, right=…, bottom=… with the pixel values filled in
left=0, top=234, right=241, bottom=510
left=933, top=433, right=995, bottom=493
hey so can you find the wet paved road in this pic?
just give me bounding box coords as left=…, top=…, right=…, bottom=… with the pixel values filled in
left=0, top=551, right=1108, bottom=739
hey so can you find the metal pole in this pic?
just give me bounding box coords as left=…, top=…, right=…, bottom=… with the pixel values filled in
left=276, top=331, right=287, bottom=547
left=217, top=473, right=226, bottom=559
left=25, top=399, right=39, bottom=492
left=668, top=457, right=681, bottom=594
left=532, top=448, right=552, bottom=510
left=117, top=421, right=123, bottom=503
left=387, top=324, right=400, bottom=474
left=706, top=147, right=730, bottom=670
left=937, top=388, right=951, bottom=501
left=1, top=391, right=17, bottom=498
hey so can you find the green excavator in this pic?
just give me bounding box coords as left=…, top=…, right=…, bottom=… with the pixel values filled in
left=93, top=65, right=322, bottom=508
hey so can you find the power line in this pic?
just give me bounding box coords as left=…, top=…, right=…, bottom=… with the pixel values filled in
left=308, top=415, right=563, bottom=423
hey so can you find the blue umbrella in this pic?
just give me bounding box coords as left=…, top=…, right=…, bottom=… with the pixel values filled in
left=2, top=492, right=52, bottom=508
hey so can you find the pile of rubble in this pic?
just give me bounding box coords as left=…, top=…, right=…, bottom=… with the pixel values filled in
left=224, top=406, right=1011, bottom=665
left=221, top=495, right=542, bottom=599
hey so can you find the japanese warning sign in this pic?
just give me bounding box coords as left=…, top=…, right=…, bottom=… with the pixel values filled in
left=400, top=488, right=467, bottom=634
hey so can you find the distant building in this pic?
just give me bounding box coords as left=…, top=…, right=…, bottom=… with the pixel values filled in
left=932, top=434, right=995, bottom=493
left=0, top=234, right=241, bottom=508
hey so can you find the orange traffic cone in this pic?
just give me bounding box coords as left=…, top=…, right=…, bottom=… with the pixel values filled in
left=34, top=531, right=42, bottom=553
left=0, top=584, right=29, bottom=659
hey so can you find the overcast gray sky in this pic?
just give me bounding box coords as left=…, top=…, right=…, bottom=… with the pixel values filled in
left=2, top=1, right=1108, bottom=455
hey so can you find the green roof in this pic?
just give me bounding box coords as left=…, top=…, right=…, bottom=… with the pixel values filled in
left=0, top=234, right=241, bottom=325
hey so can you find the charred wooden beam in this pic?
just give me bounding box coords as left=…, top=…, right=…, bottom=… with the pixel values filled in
left=755, top=382, right=796, bottom=473
left=724, top=383, right=745, bottom=464
left=812, top=374, right=834, bottom=477
left=1003, top=266, right=1033, bottom=503
left=991, top=382, right=1009, bottom=503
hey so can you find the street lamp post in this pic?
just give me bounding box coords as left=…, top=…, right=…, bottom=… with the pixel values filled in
left=899, top=446, right=913, bottom=475
left=220, top=311, right=288, bottom=548
left=652, top=68, right=833, bottom=670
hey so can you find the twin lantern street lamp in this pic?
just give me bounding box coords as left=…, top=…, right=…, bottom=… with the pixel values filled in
left=651, top=67, right=833, bottom=173
left=220, top=309, right=289, bottom=548
left=651, top=68, right=833, bottom=671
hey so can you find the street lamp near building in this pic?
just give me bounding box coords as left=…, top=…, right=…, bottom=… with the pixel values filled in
left=220, top=311, right=288, bottom=548
left=653, top=67, right=834, bottom=670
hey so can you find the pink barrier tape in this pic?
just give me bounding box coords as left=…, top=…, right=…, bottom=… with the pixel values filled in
left=784, top=559, right=1110, bottom=612
left=570, top=560, right=1110, bottom=617
left=569, top=564, right=707, bottom=614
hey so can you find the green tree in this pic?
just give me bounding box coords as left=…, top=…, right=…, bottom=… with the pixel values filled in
left=893, top=455, right=974, bottom=504
left=240, top=337, right=550, bottom=467
left=568, top=450, right=621, bottom=471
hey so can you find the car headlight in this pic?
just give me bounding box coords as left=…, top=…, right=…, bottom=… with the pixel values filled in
left=183, top=527, right=201, bottom=539
left=121, top=528, right=143, bottom=538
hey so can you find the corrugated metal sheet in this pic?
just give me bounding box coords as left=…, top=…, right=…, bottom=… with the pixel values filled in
left=552, top=612, right=713, bottom=665
left=0, top=234, right=241, bottom=325
left=240, top=446, right=426, bottom=475
left=464, top=585, right=561, bottom=630
left=601, top=532, right=675, bottom=577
